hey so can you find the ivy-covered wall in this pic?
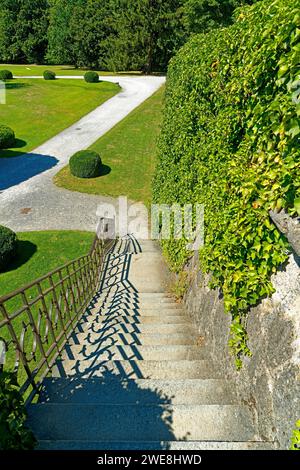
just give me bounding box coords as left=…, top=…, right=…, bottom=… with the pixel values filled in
left=153, top=0, right=300, bottom=364
left=182, top=249, right=300, bottom=449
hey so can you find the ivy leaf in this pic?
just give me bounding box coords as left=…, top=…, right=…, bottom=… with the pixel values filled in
left=294, top=198, right=300, bottom=215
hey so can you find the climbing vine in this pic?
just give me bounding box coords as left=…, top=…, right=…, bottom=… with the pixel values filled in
left=153, top=0, right=300, bottom=366
left=0, top=371, right=36, bottom=450
left=290, top=420, right=300, bottom=450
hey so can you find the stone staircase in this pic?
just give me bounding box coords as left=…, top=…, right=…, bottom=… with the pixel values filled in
left=27, top=238, right=273, bottom=450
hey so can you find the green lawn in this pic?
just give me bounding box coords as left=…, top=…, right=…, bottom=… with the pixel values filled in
left=0, top=64, right=142, bottom=77
left=0, top=78, right=119, bottom=158
left=54, top=85, right=165, bottom=205
left=0, top=230, right=94, bottom=384
left=0, top=231, right=94, bottom=300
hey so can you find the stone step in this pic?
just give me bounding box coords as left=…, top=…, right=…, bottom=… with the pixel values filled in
left=91, top=307, right=185, bottom=317
left=81, top=314, right=189, bottom=325
left=129, top=252, right=172, bottom=294
left=27, top=403, right=256, bottom=442
left=112, top=239, right=162, bottom=254
left=72, top=323, right=196, bottom=336
left=39, top=378, right=237, bottom=405
left=36, top=440, right=275, bottom=451
left=96, top=292, right=174, bottom=300
left=94, top=305, right=187, bottom=317
left=135, top=292, right=174, bottom=298
left=52, top=359, right=217, bottom=379
left=69, top=332, right=199, bottom=347
left=91, top=298, right=183, bottom=311
left=93, top=288, right=178, bottom=299
left=61, top=345, right=205, bottom=362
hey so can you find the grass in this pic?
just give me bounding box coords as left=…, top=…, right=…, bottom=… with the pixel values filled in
left=54, top=85, right=165, bottom=205
left=0, top=64, right=142, bottom=77
left=0, top=78, right=119, bottom=158
left=0, top=231, right=94, bottom=300
left=0, top=230, right=94, bottom=385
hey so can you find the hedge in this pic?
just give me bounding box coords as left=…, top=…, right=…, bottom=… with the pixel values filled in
left=69, top=150, right=102, bottom=178
left=0, top=125, right=15, bottom=149
left=0, top=70, right=13, bottom=80
left=43, top=70, right=56, bottom=80
left=84, top=71, right=99, bottom=83
left=153, top=0, right=300, bottom=366
left=0, top=225, right=17, bottom=272
left=0, top=372, right=36, bottom=450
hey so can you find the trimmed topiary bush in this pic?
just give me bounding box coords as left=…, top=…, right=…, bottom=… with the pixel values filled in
left=0, top=225, right=17, bottom=272
left=84, top=71, right=99, bottom=83
left=43, top=70, right=56, bottom=80
left=0, top=125, right=15, bottom=149
left=69, top=150, right=102, bottom=178
left=0, top=70, right=13, bottom=80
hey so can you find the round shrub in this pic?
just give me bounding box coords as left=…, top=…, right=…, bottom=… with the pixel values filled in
left=69, top=150, right=102, bottom=178
left=0, top=70, right=13, bottom=80
left=0, top=226, right=18, bottom=272
left=43, top=70, right=56, bottom=80
left=0, top=125, right=15, bottom=149
left=84, top=71, right=99, bottom=83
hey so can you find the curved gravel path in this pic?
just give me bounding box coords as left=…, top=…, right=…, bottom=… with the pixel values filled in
left=0, top=76, right=165, bottom=232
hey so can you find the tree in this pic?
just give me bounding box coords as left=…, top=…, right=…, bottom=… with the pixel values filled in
left=182, top=0, right=257, bottom=35
left=46, top=0, right=83, bottom=65
left=47, top=0, right=113, bottom=68
left=103, top=0, right=185, bottom=73
left=0, top=0, right=257, bottom=71
left=0, top=0, right=49, bottom=63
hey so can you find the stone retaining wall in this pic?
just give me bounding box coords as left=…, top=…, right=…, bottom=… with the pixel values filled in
left=183, top=250, right=300, bottom=449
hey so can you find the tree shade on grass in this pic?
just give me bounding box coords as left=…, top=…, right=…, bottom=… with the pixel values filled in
left=54, top=85, right=165, bottom=205
left=0, top=78, right=119, bottom=158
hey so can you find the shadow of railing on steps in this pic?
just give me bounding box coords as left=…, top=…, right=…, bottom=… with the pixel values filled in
left=54, top=239, right=144, bottom=380
left=53, top=236, right=181, bottom=383
left=30, top=235, right=191, bottom=448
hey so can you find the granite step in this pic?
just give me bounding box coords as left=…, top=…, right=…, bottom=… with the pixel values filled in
left=79, top=315, right=189, bottom=325
left=61, top=345, right=205, bottom=362
left=52, top=359, right=217, bottom=379
left=39, top=378, right=236, bottom=405
left=69, top=332, right=199, bottom=347
left=27, top=403, right=257, bottom=442
left=90, top=307, right=185, bottom=317
left=36, top=440, right=275, bottom=450
left=70, top=323, right=196, bottom=336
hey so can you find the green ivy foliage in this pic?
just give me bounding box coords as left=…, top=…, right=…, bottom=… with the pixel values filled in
left=0, top=371, right=36, bottom=450
left=290, top=420, right=300, bottom=450
left=153, top=0, right=300, bottom=365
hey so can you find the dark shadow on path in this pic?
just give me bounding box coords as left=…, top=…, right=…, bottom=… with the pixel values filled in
left=0, top=153, right=58, bottom=190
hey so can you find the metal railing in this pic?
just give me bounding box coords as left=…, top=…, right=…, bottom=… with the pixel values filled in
left=0, top=236, right=115, bottom=402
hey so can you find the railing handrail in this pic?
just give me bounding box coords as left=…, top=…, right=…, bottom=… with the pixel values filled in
left=0, top=237, right=107, bottom=305
left=0, top=253, right=89, bottom=305
left=0, top=234, right=116, bottom=401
